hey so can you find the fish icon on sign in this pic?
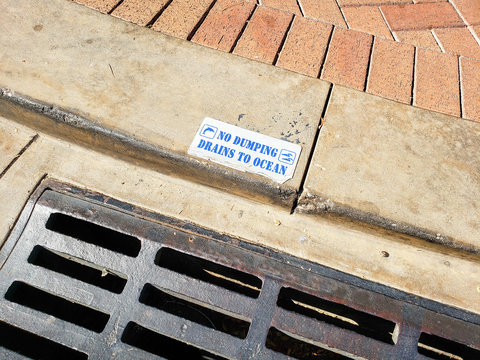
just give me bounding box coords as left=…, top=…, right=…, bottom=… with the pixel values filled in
left=278, top=149, right=296, bottom=165
left=199, top=124, right=218, bottom=139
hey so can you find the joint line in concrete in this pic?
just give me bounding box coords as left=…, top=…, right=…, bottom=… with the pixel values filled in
left=0, top=134, right=39, bottom=180
left=290, top=83, right=334, bottom=215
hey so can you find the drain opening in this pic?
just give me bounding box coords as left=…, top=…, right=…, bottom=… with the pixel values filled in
left=266, top=327, right=352, bottom=360
left=5, top=281, right=110, bottom=333
left=277, top=287, right=397, bottom=344
left=0, top=320, right=88, bottom=360
left=155, top=247, right=262, bottom=298
left=2, top=186, right=480, bottom=359
left=28, top=245, right=127, bottom=294
left=140, top=283, right=250, bottom=339
left=121, top=321, right=228, bottom=359
left=418, top=332, right=480, bottom=360
left=46, top=212, right=141, bottom=257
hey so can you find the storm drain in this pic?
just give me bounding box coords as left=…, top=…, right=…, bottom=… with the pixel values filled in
left=0, top=181, right=479, bottom=360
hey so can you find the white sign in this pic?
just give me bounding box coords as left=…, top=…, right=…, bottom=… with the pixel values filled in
left=188, top=118, right=301, bottom=184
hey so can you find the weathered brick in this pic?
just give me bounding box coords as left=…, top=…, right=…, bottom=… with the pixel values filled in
left=321, top=28, right=373, bottom=91
left=342, top=6, right=393, bottom=39
left=381, top=3, right=464, bottom=31
left=394, top=30, right=441, bottom=51
left=263, top=0, right=301, bottom=15
left=276, top=17, right=332, bottom=77
left=414, top=49, right=460, bottom=117
left=367, top=37, right=414, bottom=104
left=338, top=0, right=410, bottom=5
left=151, top=0, right=213, bottom=39
left=72, top=0, right=119, bottom=13
left=450, top=0, right=480, bottom=26
left=300, top=0, right=346, bottom=26
left=192, top=0, right=255, bottom=52
left=434, top=27, right=480, bottom=58
left=460, top=57, right=480, bottom=121
left=233, top=6, right=293, bottom=64
left=111, top=0, right=169, bottom=26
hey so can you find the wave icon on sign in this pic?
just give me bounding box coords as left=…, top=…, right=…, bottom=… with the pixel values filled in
left=199, top=124, right=218, bottom=139
left=278, top=149, right=296, bottom=165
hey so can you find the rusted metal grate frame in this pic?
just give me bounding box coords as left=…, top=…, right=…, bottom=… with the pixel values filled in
left=0, top=179, right=478, bottom=360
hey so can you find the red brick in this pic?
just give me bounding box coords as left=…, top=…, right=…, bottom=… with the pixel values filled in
left=111, top=0, right=169, bottom=26
left=276, top=17, right=332, bottom=77
left=263, top=0, right=301, bottom=15
left=151, top=0, right=213, bottom=39
left=414, top=49, right=460, bottom=117
left=321, top=28, right=373, bottom=91
left=367, top=38, right=414, bottom=104
left=342, top=6, right=393, bottom=39
left=300, top=0, right=346, bottom=26
left=394, top=30, right=441, bottom=51
left=473, top=25, right=480, bottom=42
left=450, top=0, right=480, bottom=26
left=381, top=3, right=464, bottom=31
left=338, top=0, right=410, bottom=5
left=191, top=0, right=255, bottom=52
left=233, top=6, right=293, bottom=64
left=72, top=0, right=119, bottom=13
left=460, top=57, right=480, bottom=121
left=434, top=27, right=480, bottom=58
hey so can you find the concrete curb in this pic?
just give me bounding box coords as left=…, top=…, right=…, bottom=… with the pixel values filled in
left=0, top=0, right=331, bottom=207
left=0, top=89, right=297, bottom=206
left=301, top=85, right=480, bottom=252
left=297, top=192, right=478, bottom=255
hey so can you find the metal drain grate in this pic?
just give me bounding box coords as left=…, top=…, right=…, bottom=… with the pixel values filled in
left=0, top=181, right=479, bottom=360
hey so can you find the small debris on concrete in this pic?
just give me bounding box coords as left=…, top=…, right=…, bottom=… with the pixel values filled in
left=108, top=63, right=115, bottom=78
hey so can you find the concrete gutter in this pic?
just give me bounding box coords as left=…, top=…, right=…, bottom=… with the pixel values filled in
left=0, top=90, right=305, bottom=206
left=1, top=116, right=480, bottom=316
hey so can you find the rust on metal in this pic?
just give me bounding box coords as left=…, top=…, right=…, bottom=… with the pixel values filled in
left=0, top=179, right=478, bottom=359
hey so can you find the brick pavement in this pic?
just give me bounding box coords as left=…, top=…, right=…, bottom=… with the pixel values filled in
left=71, top=0, right=480, bottom=122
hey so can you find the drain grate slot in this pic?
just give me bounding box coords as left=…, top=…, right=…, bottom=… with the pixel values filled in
left=266, top=327, right=352, bottom=360
left=418, top=332, right=480, bottom=360
left=155, top=247, right=262, bottom=298
left=46, top=212, right=141, bottom=257
left=277, top=287, right=397, bottom=344
left=0, top=320, right=88, bottom=360
left=121, top=321, right=228, bottom=359
left=28, top=245, right=127, bottom=294
left=5, top=281, right=110, bottom=333
left=140, top=283, right=250, bottom=339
